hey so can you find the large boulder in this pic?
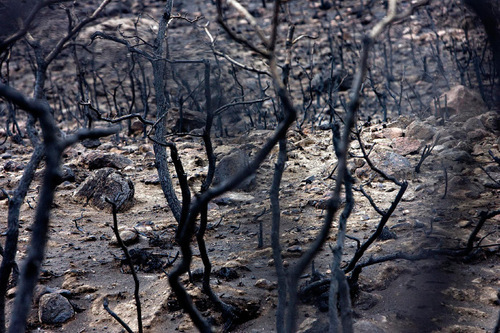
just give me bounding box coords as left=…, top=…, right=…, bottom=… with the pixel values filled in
left=73, top=168, right=134, bottom=212
left=168, top=107, right=206, bottom=133
left=372, top=151, right=412, bottom=180
left=38, top=293, right=75, bottom=324
left=431, top=85, right=488, bottom=122
left=213, top=149, right=255, bottom=191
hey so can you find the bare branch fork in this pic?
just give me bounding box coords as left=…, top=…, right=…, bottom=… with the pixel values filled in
left=0, top=82, right=118, bottom=333
left=164, top=0, right=299, bottom=330
left=0, top=2, right=113, bottom=331
left=348, top=208, right=500, bottom=285
left=211, top=0, right=433, bottom=332
left=0, top=0, right=73, bottom=53
left=90, top=3, right=239, bottom=328
left=415, top=134, right=439, bottom=173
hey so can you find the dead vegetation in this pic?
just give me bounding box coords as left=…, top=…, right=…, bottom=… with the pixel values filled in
left=0, top=0, right=499, bottom=332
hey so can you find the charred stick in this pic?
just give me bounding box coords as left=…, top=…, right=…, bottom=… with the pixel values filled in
left=106, top=199, right=143, bottom=333
left=465, top=210, right=500, bottom=254
left=345, top=181, right=408, bottom=273
left=103, top=298, right=134, bottom=333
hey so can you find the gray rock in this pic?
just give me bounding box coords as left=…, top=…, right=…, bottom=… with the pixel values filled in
left=353, top=320, right=385, bottom=333
left=33, top=285, right=50, bottom=304
left=3, top=160, right=24, bottom=171
left=381, top=151, right=411, bottom=170
left=378, top=226, right=397, bottom=241
left=479, top=111, right=500, bottom=132
left=447, top=175, right=484, bottom=199
left=73, top=168, right=134, bottom=212
left=440, top=149, right=474, bottom=169
left=406, top=120, right=436, bottom=141
left=297, top=317, right=329, bottom=333
left=81, top=138, right=101, bottom=148
left=254, top=278, right=276, bottom=290
left=110, top=228, right=139, bottom=246
left=214, top=149, right=255, bottom=191
left=392, top=137, right=421, bottom=156
left=169, top=108, right=206, bottom=133
left=84, top=152, right=133, bottom=170
left=213, top=192, right=255, bottom=205
left=38, top=293, right=75, bottom=324
left=463, top=117, right=484, bottom=132
left=287, top=245, right=303, bottom=253
left=61, top=165, right=76, bottom=183
left=354, top=291, right=381, bottom=311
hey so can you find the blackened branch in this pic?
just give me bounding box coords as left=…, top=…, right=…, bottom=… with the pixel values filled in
left=105, top=199, right=143, bottom=333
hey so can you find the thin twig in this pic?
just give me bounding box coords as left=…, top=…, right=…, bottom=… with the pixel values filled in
left=106, top=198, right=143, bottom=333
left=103, top=298, right=134, bottom=333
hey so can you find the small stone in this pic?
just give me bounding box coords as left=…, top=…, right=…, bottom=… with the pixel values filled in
left=3, top=160, right=24, bottom=171
left=402, top=191, right=416, bottom=202
left=213, top=192, right=255, bottom=205
left=110, top=228, right=138, bottom=246
left=458, top=220, right=471, bottom=228
left=81, top=138, right=101, bottom=148
left=415, top=184, right=425, bottom=191
left=373, top=151, right=412, bottom=178
left=303, top=175, right=316, bottom=184
left=287, top=245, right=302, bottom=253
left=254, top=278, right=276, bottom=290
left=414, top=220, right=426, bottom=229
left=39, top=293, right=75, bottom=324
left=297, top=317, right=328, bottom=333
left=378, top=226, right=397, bottom=241
left=143, top=175, right=160, bottom=185
left=6, top=287, right=16, bottom=298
